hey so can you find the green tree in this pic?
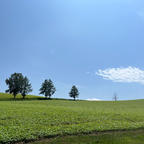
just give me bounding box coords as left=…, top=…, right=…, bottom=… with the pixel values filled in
left=69, top=85, right=79, bottom=101
left=20, top=76, right=32, bottom=99
left=5, top=73, right=23, bottom=99
left=39, top=79, right=56, bottom=99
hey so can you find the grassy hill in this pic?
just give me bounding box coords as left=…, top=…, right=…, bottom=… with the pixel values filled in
left=0, top=93, right=144, bottom=143
left=0, top=93, right=43, bottom=101
left=32, top=129, right=144, bottom=144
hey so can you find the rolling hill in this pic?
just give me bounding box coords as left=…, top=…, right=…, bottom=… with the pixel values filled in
left=0, top=93, right=144, bottom=143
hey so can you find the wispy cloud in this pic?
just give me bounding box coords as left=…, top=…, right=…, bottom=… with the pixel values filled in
left=96, top=67, right=144, bottom=84
left=86, top=98, right=102, bottom=101
left=85, top=71, right=91, bottom=75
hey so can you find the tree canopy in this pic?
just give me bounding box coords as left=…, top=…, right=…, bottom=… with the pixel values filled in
left=39, top=79, right=56, bottom=99
left=5, top=73, right=32, bottom=99
left=69, top=85, right=79, bottom=101
left=20, top=76, right=32, bottom=99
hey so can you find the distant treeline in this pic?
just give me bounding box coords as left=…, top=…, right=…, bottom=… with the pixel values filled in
left=4, top=73, right=79, bottom=100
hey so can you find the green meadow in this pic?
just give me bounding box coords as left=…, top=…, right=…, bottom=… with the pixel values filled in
left=0, top=93, right=144, bottom=143
left=31, top=129, right=144, bottom=144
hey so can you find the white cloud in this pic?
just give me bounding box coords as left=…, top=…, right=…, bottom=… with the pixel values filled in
left=86, top=98, right=102, bottom=101
left=96, top=67, right=144, bottom=84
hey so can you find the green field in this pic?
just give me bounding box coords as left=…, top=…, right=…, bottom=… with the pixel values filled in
left=31, top=129, right=144, bottom=144
left=0, top=93, right=144, bottom=143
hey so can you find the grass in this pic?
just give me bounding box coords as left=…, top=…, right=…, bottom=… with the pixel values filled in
left=0, top=93, right=43, bottom=101
left=31, top=129, right=144, bottom=144
left=0, top=93, right=144, bottom=143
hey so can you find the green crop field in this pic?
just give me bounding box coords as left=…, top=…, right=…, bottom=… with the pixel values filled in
left=0, top=93, right=144, bottom=143
left=31, top=129, right=144, bottom=144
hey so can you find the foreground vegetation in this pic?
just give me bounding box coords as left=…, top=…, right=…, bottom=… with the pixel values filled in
left=31, top=129, right=144, bottom=144
left=0, top=93, right=144, bottom=143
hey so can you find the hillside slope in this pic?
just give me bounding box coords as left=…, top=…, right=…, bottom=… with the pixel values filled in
left=0, top=93, right=42, bottom=101
left=0, top=93, right=144, bottom=143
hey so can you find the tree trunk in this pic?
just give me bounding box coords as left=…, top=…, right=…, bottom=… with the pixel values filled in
left=23, top=95, right=25, bottom=99
left=45, top=95, right=47, bottom=99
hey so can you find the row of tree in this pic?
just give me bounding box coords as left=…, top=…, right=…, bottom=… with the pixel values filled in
left=4, top=73, right=79, bottom=100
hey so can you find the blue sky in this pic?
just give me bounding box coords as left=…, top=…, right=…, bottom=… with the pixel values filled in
left=0, top=0, right=144, bottom=100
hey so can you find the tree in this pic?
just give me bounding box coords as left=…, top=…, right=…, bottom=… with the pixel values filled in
left=5, top=73, right=23, bottom=99
left=69, top=85, right=79, bottom=101
left=20, top=76, right=32, bottom=99
left=113, top=93, right=118, bottom=101
left=39, top=79, right=56, bottom=99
